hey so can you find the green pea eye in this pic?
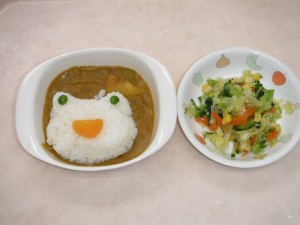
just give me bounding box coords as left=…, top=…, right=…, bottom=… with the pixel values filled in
left=110, top=95, right=119, bottom=105
left=58, top=95, right=68, bottom=105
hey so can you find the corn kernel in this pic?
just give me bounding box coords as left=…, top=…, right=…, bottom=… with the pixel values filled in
left=244, top=76, right=254, bottom=84
left=271, top=123, right=281, bottom=132
left=275, top=126, right=281, bottom=133
left=222, top=113, right=232, bottom=125
left=252, top=73, right=261, bottom=81
left=253, top=112, right=261, bottom=122
left=201, top=84, right=213, bottom=94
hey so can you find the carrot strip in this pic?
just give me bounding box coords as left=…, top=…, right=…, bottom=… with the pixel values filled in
left=250, top=135, right=257, bottom=145
left=194, top=133, right=206, bottom=145
left=241, top=150, right=250, bottom=157
left=229, top=115, right=247, bottom=125
left=195, top=115, right=208, bottom=126
left=266, top=130, right=279, bottom=141
left=211, top=111, right=223, bottom=126
left=244, top=106, right=257, bottom=118
left=209, top=123, right=218, bottom=131
left=270, top=107, right=276, bottom=113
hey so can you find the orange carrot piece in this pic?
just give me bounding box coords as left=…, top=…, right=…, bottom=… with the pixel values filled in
left=241, top=150, right=250, bottom=157
left=209, top=123, right=218, bottom=131
left=244, top=106, right=258, bottom=118
left=211, top=111, right=223, bottom=126
left=195, top=115, right=208, bottom=126
left=266, top=130, right=279, bottom=141
left=72, top=119, right=103, bottom=138
left=270, top=107, right=276, bottom=113
left=194, top=133, right=206, bottom=145
left=230, top=115, right=248, bottom=125
left=250, top=135, right=257, bottom=144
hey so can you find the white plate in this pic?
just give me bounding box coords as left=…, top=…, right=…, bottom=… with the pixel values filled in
left=178, top=47, right=300, bottom=168
left=16, top=48, right=177, bottom=171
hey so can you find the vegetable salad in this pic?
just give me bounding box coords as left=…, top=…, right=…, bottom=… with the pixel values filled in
left=186, top=70, right=282, bottom=158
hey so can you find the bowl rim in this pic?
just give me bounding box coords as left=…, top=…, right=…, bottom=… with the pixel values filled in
left=16, top=47, right=177, bottom=171
left=177, top=47, right=300, bottom=168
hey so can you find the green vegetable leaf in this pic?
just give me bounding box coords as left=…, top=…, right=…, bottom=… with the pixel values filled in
left=186, top=99, right=207, bottom=118
left=220, top=82, right=231, bottom=97
left=229, top=84, right=243, bottom=97
left=258, top=89, right=274, bottom=113
left=252, top=140, right=267, bottom=154
left=207, top=79, right=218, bottom=87
left=255, top=80, right=266, bottom=99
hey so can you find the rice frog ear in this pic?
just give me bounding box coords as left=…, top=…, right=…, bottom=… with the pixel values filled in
left=58, top=95, right=68, bottom=105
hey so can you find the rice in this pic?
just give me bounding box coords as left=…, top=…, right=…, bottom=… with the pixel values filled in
left=46, top=91, right=138, bottom=164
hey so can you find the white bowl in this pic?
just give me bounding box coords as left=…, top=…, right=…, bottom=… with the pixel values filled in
left=16, top=48, right=177, bottom=171
left=178, top=47, right=300, bottom=168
